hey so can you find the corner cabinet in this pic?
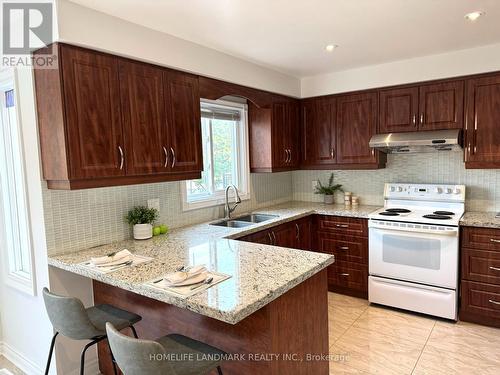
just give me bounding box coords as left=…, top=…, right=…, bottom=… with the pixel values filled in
left=248, top=96, right=300, bottom=172
left=34, top=43, right=202, bottom=189
left=464, top=74, right=500, bottom=169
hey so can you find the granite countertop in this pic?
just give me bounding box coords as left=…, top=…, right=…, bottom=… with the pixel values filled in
left=460, top=211, right=500, bottom=229
left=48, top=201, right=380, bottom=324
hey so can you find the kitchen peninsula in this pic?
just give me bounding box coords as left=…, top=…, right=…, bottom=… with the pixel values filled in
left=48, top=202, right=382, bottom=374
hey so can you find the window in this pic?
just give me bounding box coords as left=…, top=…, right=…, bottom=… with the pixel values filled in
left=182, top=99, right=250, bottom=210
left=0, top=69, right=35, bottom=294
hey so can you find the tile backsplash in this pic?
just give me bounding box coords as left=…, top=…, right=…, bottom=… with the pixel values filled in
left=293, top=152, right=500, bottom=211
left=43, top=152, right=500, bottom=255
left=43, top=172, right=292, bottom=255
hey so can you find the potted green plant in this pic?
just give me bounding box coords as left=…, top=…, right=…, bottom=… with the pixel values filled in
left=314, top=173, right=343, bottom=204
left=126, top=206, right=159, bottom=240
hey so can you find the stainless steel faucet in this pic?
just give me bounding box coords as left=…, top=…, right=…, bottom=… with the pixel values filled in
left=224, top=185, right=241, bottom=219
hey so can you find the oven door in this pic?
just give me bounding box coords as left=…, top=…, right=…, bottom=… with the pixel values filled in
left=369, top=220, right=459, bottom=289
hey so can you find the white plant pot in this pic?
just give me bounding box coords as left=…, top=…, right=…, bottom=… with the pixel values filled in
left=323, top=194, right=334, bottom=204
left=133, top=223, right=153, bottom=240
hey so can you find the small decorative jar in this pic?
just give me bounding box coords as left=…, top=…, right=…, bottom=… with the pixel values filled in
left=352, top=196, right=359, bottom=206
left=344, top=192, right=352, bottom=206
left=324, top=194, right=334, bottom=204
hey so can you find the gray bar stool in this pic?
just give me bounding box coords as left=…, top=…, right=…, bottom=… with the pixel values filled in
left=42, top=287, right=142, bottom=375
left=106, top=322, right=226, bottom=375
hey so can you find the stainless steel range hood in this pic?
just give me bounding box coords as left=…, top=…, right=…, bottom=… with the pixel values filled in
left=369, top=129, right=462, bottom=154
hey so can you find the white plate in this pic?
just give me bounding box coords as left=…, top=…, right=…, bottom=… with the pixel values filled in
left=162, top=272, right=208, bottom=287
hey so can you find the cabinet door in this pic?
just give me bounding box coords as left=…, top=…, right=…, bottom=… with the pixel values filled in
left=418, top=81, right=464, bottom=130
left=239, top=230, right=271, bottom=245
left=271, top=222, right=297, bottom=248
left=60, top=45, right=124, bottom=179
left=313, top=98, right=336, bottom=165
left=119, top=60, right=168, bottom=176
left=164, top=71, right=203, bottom=173
left=301, top=100, right=316, bottom=166
left=271, top=102, right=289, bottom=168
left=336, top=92, right=378, bottom=165
left=295, top=217, right=311, bottom=250
left=287, top=101, right=301, bottom=168
left=379, top=87, right=418, bottom=133
left=466, top=75, right=500, bottom=167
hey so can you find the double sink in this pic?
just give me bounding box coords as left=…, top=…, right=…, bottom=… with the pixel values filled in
left=210, top=214, right=278, bottom=228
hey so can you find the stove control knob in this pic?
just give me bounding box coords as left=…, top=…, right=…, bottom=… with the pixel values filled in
left=435, top=187, right=442, bottom=194
left=390, top=186, right=396, bottom=192
left=397, top=186, right=403, bottom=192
left=445, top=188, right=452, bottom=194
left=454, top=188, right=461, bottom=195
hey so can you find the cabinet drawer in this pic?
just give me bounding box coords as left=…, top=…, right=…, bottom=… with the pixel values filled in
left=317, top=234, right=367, bottom=264
left=462, top=227, right=500, bottom=252
left=462, top=248, right=500, bottom=285
left=328, top=261, right=368, bottom=292
left=461, top=281, right=500, bottom=321
left=315, top=215, right=368, bottom=237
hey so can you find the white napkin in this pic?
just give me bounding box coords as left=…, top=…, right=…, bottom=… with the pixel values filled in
left=91, top=249, right=132, bottom=267
left=163, top=265, right=207, bottom=285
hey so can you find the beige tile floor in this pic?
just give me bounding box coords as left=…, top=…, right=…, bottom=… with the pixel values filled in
left=2, top=293, right=500, bottom=375
left=328, top=292, right=500, bottom=374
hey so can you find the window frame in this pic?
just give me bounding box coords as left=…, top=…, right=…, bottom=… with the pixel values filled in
left=181, top=98, right=251, bottom=211
left=0, top=68, right=36, bottom=295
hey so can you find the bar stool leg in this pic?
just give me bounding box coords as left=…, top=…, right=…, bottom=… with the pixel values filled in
left=44, top=332, right=59, bottom=375
left=80, top=341, right=96, bottom=375
left=130, top=325, right=138, bottom=338
left=217, top=365, right=223, bottom=375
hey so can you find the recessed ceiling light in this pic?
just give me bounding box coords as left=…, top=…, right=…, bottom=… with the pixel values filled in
left=465, top=11, right=485, bottom=21
left=325, top=44, right=338, bottom=52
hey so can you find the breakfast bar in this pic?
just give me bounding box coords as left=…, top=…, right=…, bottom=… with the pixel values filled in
left=48, top=210, right=336, bottom=375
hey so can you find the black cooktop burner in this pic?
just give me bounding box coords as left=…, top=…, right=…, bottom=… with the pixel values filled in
left=386, top=208, right=411, bottom=213
left=423, top=214, right=452, bottom=220
left=379, top=211, right=400, bottom=216
left=433, top=211, right=455, bottom=216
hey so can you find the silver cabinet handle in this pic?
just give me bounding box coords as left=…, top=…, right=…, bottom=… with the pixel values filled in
left=339, top=273, right=350, bottom=277
left=371, top=148, right=375, bottom=156
left=420, top=113, right=424, bottom=125
left=288, top=149, right=292, bottom=163
left=489, top=266, right=500, bottom=272
left=118, top=146, right=124, bottom=170
left=412, top=114, right=417, bottom=126
left=271, top=231, right=276, bottom=245
left=267, top=232, right=273, bottom=245
left=336, top=224, right=349, bottom=228
left=295, top=223, right=300, bottom=241
left=170, top=147, right=176, bottom=168
left=490, top=239, right=500, bottom=243
left=339, top=246, right=349, bottom=251
left=330, top=148, right=335, bottom=159
left=489, top=299, right=500, bottom=306
left=163, top=146, right=169, bottom=168
left=284, top=149, right=289, bottom=164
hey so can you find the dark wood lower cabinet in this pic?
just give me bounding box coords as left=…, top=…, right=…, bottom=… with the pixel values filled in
left=94, top=271, right=329, bottom=375
left=327, top=260, right=368, bottom=299
left=460, top=280, right=500, bottom=328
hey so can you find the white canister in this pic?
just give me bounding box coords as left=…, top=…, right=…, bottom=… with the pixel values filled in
left=344, top=192, right=352, bottom=205
left=324, top=194, right=334, bottom=204
left=352, top=196, right=359, bottom=206
left=133, top=223, right=153, bottom=240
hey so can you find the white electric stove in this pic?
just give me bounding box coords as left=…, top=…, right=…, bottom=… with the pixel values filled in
left=368, top=183, right=465, bottom=320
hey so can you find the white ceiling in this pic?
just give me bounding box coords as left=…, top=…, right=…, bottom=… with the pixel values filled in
left=67, top=0, right=500, bottom=78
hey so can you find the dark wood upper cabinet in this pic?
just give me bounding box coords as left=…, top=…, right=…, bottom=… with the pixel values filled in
left=379, top=86, right=419, bottom=133
left=59, top=45, right=125, bottom=180
left=465, top=74, right=500, bottom=168
left=34, top=43, right=201, bottom=189
left=336, top=92, right=380, bottom=165
left=249, top=96, right=300, bottom=172
left=300, top=98, right=336, bottom=167
left=119, top=60, right=168, bottom=176
left=164, top=71, right=203, bottom=173
left=419, top=81, right=464, bottom=130
left=379, top=81, right=464, bottom=133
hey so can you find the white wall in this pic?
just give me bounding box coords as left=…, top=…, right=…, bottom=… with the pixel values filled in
left=54, top=0, right=301, bottom=97
left=0, top=68, right=54, bottom=374
left=301, top=42, right=500, bottom=97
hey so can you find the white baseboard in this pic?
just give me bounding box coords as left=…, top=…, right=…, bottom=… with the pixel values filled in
left=0, top=342, right=42, bottom=375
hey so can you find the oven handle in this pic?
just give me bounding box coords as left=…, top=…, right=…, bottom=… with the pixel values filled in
left=369, top=223, right=459, bottom=236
